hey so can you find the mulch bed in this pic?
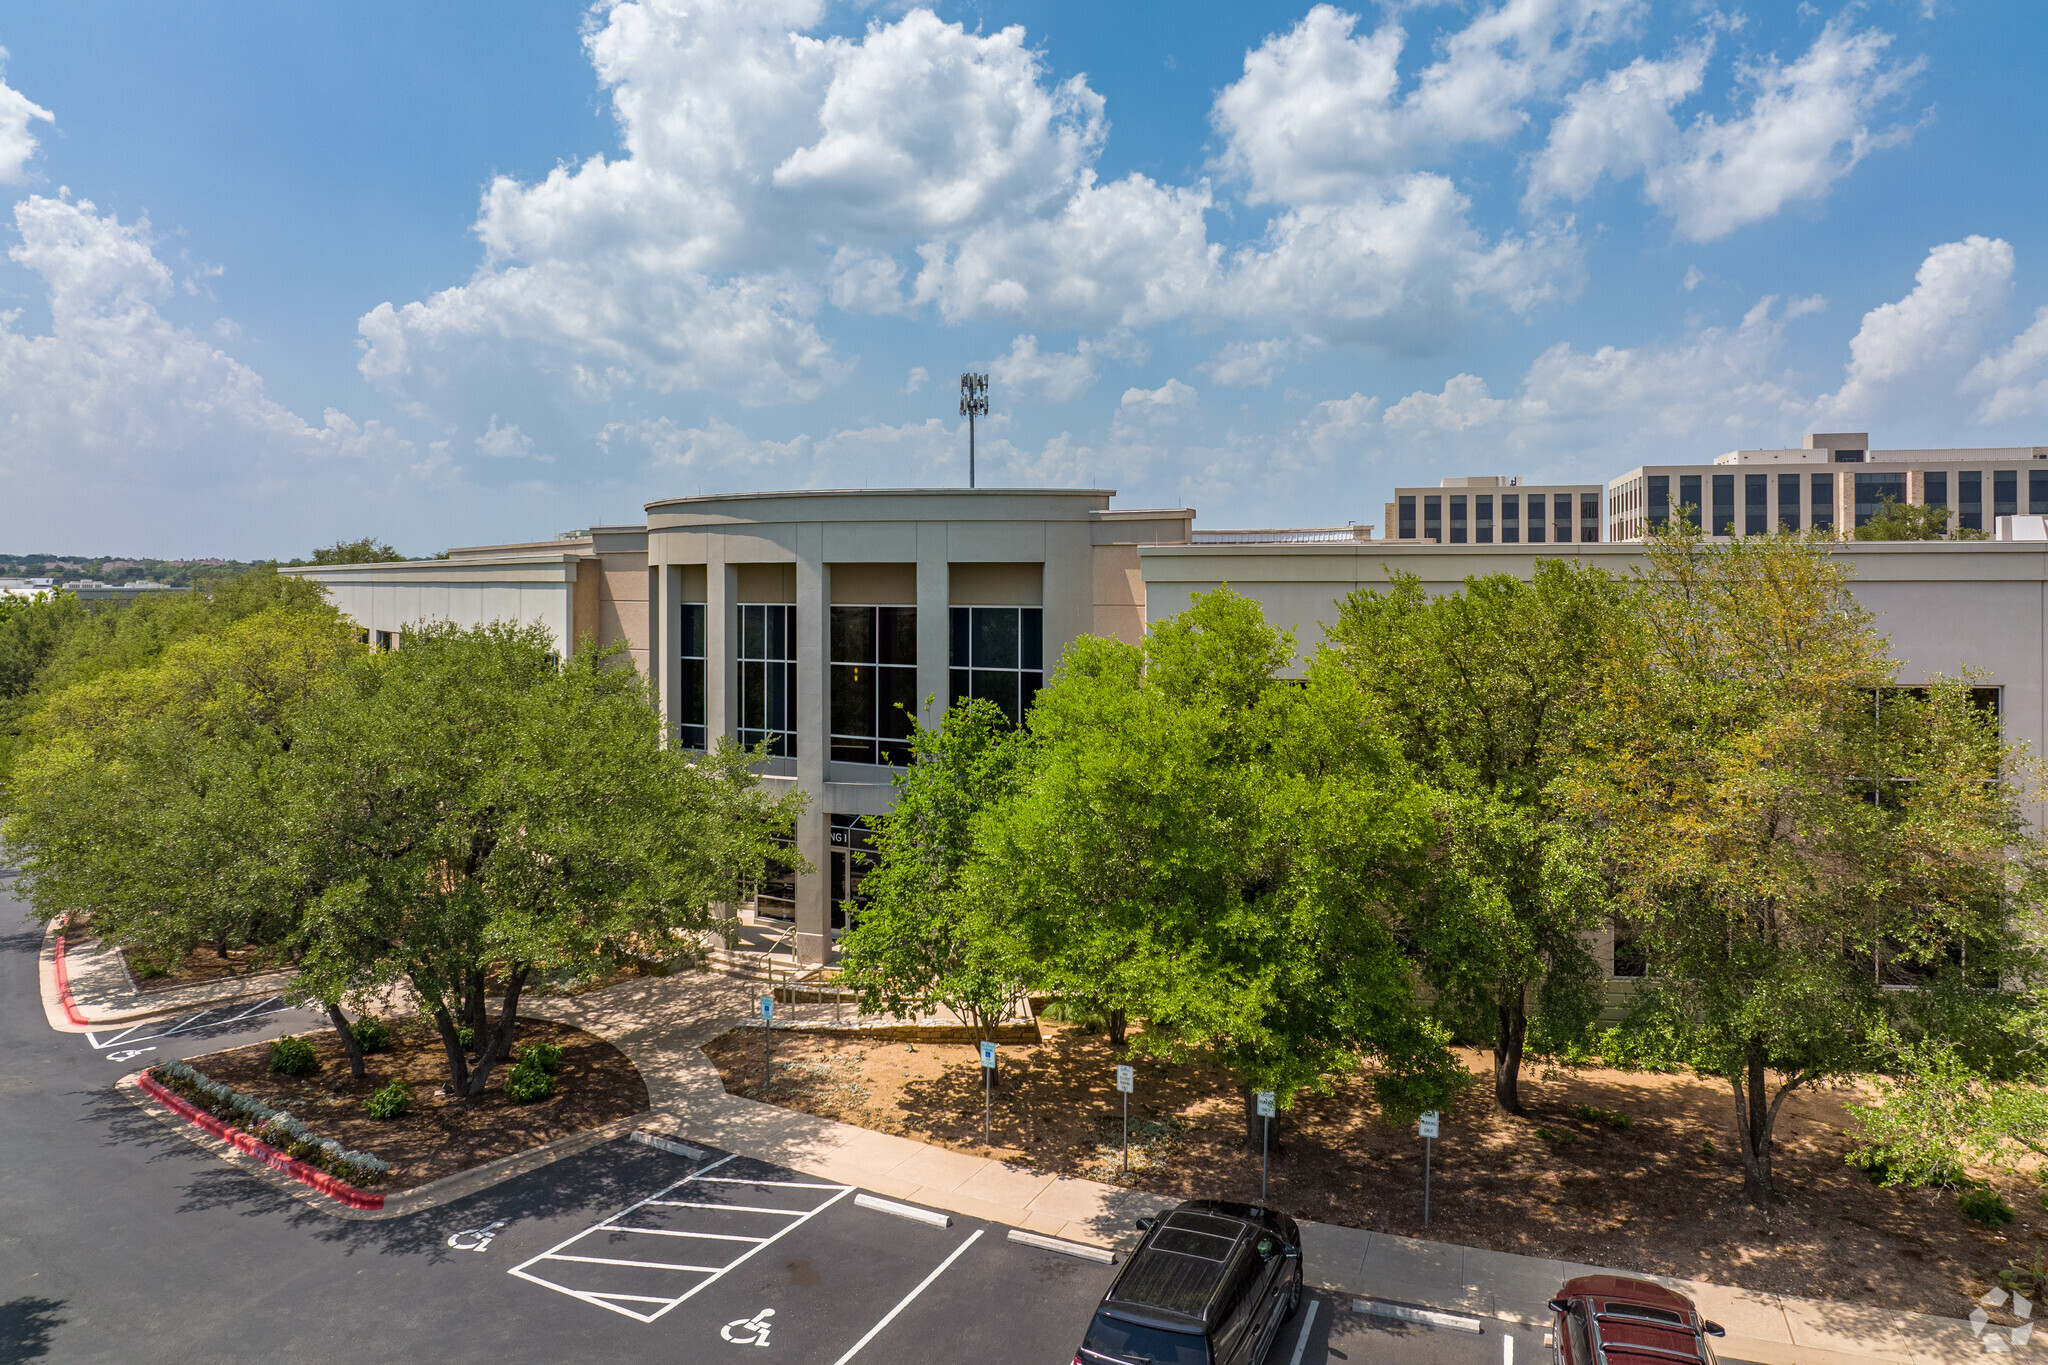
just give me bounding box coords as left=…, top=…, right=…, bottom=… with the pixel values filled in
left=125, top=942, right=282, bottom=993
left=703, top=1021, right=2039, bottom=1320
left=185, top=1017, right=648, bottom=1190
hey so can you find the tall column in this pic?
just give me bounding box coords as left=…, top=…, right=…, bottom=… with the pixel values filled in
left=706, top=557, right=736, bottom=745
left=794, top=527, right=830, bottom=963
left=660, top=564, right=683, bottom=737
left=915, top=522, right=949, bottom=729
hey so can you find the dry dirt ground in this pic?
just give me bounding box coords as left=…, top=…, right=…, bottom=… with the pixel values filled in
left=185, top=1017, right=648, bottom=1189
left=124, top=941, right=278, bottom=992
left=704, top=1021, right=2038, bottom=1319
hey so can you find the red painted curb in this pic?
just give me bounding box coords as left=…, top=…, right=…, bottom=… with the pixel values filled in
left=53, top=926, right=91, bottom=1027
left=138, top=1072, right=385, bottom=1211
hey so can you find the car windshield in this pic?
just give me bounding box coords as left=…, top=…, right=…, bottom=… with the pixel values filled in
left=1082, top=1314, right=1210, bottom=1365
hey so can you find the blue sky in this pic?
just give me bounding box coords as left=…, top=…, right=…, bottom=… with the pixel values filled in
left=3, top=1, right=2046, bottom=557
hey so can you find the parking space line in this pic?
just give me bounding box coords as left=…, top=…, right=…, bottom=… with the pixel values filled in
left=653, top=1184, right=856, bottom=1318
left=84, top=995, right=296, bottom=1053
left=693, top=1176, right=847, bottom=1189
left=830, top=1228, right=985, bottom=1365
left=547, top=1254, right=724, bottom=1273
left=607, top=1228, right=766, bottom=1242
left=645, top=1200, right=810, bottom=1215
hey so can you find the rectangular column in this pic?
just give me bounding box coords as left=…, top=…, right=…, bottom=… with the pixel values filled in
left=915, top=523, right=949, bottom=730
left=706, top=559, right=736, bottom=744
left=794, top=527, right=830, bottom=963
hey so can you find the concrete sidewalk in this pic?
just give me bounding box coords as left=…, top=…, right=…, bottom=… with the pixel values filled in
left=39, top=919, right=295, bottom=1032
left=524, top=967, right=1991, bottom=1365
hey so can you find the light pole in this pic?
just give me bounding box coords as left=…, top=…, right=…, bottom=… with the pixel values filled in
left=959, top=373, right=989, bottom=488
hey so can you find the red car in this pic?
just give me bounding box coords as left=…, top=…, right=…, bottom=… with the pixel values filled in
left=1547, top=1275, right=1728, bottom=1365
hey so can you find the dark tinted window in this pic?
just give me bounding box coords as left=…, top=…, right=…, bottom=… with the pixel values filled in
left=1647, top=475, right=1669, bottom=528
left=1811, top=473, right=1835, bottom=531
left=1960, top=470, right=1982, bottom=530
left=1603, top=1303, right=1685, bottom=1326
left=1526, top=493, right=1545, bottom=543
left=1712, top=474, right=1734, bottom=535
left=1744, top=474, right=1766, bottom=535
left=1924, top=470, right=1948, bottom=509
left=1398, top=495, right=1416, bottom=539
left=1996, top=469, right=2018, bottom=517
left=1679, top=475, right=1701, bottom=528
left=1082, top=1315, right=1209, bottom=1365
left=1777, top=472, right=1800, bottom=531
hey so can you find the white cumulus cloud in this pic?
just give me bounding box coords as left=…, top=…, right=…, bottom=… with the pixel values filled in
left=0, top=51, right=53, bottom=185
left=988, top=334, right=1097, bottom=402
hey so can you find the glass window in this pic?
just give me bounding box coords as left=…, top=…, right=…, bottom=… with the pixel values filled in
left=1476, top=494, right=1494, bottom=543
left=1555, top=496, right=1573, bottom=544
left=830, top=605, right=917, bottom=765
left=2031, top=469, right=2048, bottom=515
left=1960, top=470, right=1983, bottom=531
left=1647, top=475, right=1669, bottom=529
left=1777, top=472, right=1801, bottom=532
left=1712, top=473, right=1734, bottom=536
left=1996, top=468, right=2018, bottom=518
left=1579, top=493, right=1598, bottom=542
left=1744, top=474, right=1767, bottom=535
left=829, top=813, right=877, bottom=931
left=1924, top=470, right=1948, bottom=509
left=949, top=606, right=1043, bottom=725
left=738, top=603, right=797, bottom=757
left=1833, top=449, right=1866, bottom=463
left=1448, top=494, right=1467, bottom=544
left=754, top=833, right=797, bottom=921
left=1081, top=1316, right=1208, bottom=1365
left=1811, top=472, right=1835, bottom=532
left=1501, top=494, right=1520, bottom=544
left=678, top=603, right=707, bottom=749
left=1423, top=495, right=1441, bottom=542
left=1679, top=474, right=1702, bottom=529
left=1526, top=493, right=1546, bottom=544
left=1855, top=471, right=1905, bottom=527
left=1398, top=495, right=1416, bottom=539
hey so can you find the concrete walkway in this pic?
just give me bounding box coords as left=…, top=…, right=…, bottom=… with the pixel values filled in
left=523, top=967, right=1991, bottom=1365
left=40, top=919, right=296, bottom=1031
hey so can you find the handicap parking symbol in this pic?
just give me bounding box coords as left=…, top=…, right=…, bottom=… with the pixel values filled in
left=722, top=1307, right=775, bottom=1346
left=446, top=1220, right=506, bottom=1252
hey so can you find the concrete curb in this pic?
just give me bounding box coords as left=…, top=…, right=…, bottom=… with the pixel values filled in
left=136, top=1070, right=385, bottom=1209
left=118, top=1069, right=650, bottom=1222
left=41, top=919, right=297, bottom=1032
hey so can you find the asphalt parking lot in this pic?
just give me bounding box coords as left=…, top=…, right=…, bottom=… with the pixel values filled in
left=0, top=874, right=1754, bottom=1364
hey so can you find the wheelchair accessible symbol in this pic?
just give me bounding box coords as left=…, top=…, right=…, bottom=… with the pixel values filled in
left=722, top=1307, right=775, bottom=1346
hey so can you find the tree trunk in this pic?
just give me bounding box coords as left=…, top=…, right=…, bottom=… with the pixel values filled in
left=1108, top=1007, right=1128, bottom=1050
left=464, top=964, right=531, bottom=1097
left=1494, top=989, right=1528, bottom=1116
left=462, top=968, right=487, bottom=1049
left=427, top=999, right=472, bottom=1095
left=1731, top=1045, right=1776, bottom=1208
left=326, top=1002, right=366, bottom=1080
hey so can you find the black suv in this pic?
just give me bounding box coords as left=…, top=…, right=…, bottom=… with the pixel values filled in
left=1074, top=1200, right=1304, bottom=1365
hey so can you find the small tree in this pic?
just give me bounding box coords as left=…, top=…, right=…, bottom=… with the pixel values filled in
left=838, top=698, right=1033, bottom=1057
left=1568, top=524, right=2040, bottom=1206
left=1853, top=495, right=1985, bottom=542
left=307, top=538, right=405, bottom=564
left=1327, top=562, right=1620, bottom=1114
left=289, top=622, right=799, bottom=1096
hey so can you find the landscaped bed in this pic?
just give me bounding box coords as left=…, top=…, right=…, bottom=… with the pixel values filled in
left=125, top=940, right=282, bottom=992
left=178, top=1017, right=648, bottom=1190
left=704, top=1019, right=2039, bottom=1320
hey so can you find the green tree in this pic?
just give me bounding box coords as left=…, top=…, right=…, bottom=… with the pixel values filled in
left=1567, top=524, right=2039, bottom=1206
left=288, top=622, right=799, bottom=1096
left=1325, top=564, right=1620, bottom=1114
left=975, top=589, right=1456, bottom=1144
left=305, top=538, right=405, bottom=564
left=838, top=697, right=1033, bottom=1055
left=1853, top=495, right=1986, bottom=541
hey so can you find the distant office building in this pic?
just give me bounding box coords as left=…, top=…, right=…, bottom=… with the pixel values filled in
left=0, top=577, right=56, bottom=598
left=1383, top=476, right=1603, bottom=545
left=1607, top=432, right=2048, bottom=541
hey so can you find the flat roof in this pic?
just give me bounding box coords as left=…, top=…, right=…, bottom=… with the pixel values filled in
left=644, top=486, right=1114, bottom=512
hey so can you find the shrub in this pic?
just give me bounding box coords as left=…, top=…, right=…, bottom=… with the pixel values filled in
left=519, top=1041, right=564, bottom=1075
left=363, top=1079, right=412, bottom=1120
left=351, top=1018, right=394, bottom=1054
left=504, top=1057, right=556, bottom=1103
left=268, top=1034, right=318, bottom=1076
left=1961, top=1187, right=2016, bottom=1226
left=457, top=1023, right=475, bottom=1052
left=1570, top=1105, right=1631, bottom=1130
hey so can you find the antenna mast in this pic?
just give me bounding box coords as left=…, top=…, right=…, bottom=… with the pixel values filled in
left=959, top=373, right=989, bottom=488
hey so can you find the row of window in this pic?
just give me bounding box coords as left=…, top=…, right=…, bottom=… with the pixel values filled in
left=1396, top=492, right=1600, bottom=544
left=674, top=602, right=1043, bottom=763
left=1631, top=467, right=2048, bottom=537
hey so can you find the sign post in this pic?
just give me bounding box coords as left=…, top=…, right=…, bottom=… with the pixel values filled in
left=760, top=995, right=774, bottom=1100
left=1417, top=1109, right=1440, bottom=1227
left=980, top=1040, right=997, bottom=1143
left=1115, top=1065, right=1135, bottom=1175
left=1256, top=1091, right=1276, bottom=1200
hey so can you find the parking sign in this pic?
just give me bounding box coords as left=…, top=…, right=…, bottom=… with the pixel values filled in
left=1417, top=1110, right=1440, bottom=1138
left=1115, top=1065, right=1134, bottom=1093
left=980, top=1041, right=997, bottom=1068
left=1255, top=1091, right=1275, bottom=1118
left=759, top=995, right=773, bottom=1022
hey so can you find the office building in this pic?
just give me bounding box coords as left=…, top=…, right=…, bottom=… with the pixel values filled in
left=1383, top=477, right=1604, bottom=545
left=1607, top=432, right=2048, bottom=541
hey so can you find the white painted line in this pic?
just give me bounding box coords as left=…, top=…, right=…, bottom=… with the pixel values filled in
left=832, top=1229, right=985, bottom=1365
left=647, top=1200, right=809, bottom=1215
left=510, top=1153, right=735, bottom=1278
left=854, top=1193, right=951, bottom=1228
left=543, top=1254, right=723, bottom=1273
left=694, top=1176, right=848, bottom=1189
left=1006, top=1228, right=1116, bottom=1263
left=629, top=1130, right=704, bottom=1160
left=605, top=1227, right=766, bottom=1242
left=1352, top=1299, right=1483, bottom=1334
left=1288, top=1300, right=1320, bottom=1365
left=1503, top=1329, right=1513, bottom=1363
left=650, top=1184, right=857, bottom=1319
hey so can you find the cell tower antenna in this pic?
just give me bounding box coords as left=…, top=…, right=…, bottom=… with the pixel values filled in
left=959, top=373, right=989, bottom=488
